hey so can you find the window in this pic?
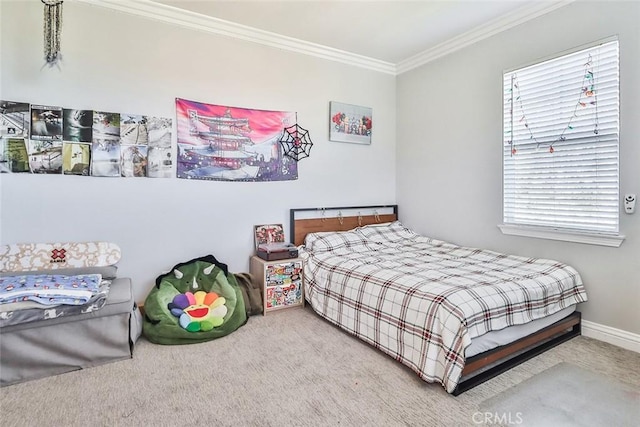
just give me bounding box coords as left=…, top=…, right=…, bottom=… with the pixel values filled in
left=501, top=39, right=621, bottom=246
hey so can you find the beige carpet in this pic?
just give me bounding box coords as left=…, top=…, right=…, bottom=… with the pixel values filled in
left=480, top=362, right=640, bottom=426
left=1, top=306, right=639, bottom=427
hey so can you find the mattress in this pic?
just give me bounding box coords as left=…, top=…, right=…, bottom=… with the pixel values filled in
left=465, top=305, right=576, bottom=357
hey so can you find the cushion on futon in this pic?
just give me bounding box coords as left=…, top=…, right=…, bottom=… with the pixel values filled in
left=142, top=255, right=248, bottom=345
left=0, top=265, right=118, bottom=280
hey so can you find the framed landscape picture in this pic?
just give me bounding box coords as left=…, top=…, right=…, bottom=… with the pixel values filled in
left=329, top=101, right=372, bottom=145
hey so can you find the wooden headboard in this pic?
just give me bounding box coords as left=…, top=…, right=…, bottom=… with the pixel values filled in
left=289, top=205, right=398, bottom=246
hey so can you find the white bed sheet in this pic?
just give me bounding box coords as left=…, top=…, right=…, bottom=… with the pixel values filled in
left=465, top=305, right=576, bottom=357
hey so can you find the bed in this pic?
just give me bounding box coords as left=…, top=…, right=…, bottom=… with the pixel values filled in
left=291, top=205, right=587, bottom=395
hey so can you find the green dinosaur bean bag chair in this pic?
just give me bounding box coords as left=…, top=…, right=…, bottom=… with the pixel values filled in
left=142, top=255, right=248, bottom=345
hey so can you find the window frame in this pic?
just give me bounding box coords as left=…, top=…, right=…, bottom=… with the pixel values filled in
left=499, top=37, right=624, bottom=247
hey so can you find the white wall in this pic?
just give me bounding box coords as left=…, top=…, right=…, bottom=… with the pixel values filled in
left=0, top=1, right=396, bottom=301
left=397, top=1, right=640, bottom=334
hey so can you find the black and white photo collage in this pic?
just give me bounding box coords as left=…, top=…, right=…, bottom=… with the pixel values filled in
left=0, top=100, right=173, bottom=178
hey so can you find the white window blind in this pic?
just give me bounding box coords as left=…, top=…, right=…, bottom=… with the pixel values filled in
left=503, top=39, right=619, bottom=235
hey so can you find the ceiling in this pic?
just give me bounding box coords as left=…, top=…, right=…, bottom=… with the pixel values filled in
left=151, top=0, right=563, bottom=65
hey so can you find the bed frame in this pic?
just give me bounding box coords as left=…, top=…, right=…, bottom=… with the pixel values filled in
left=290, top=204, right=582, bottom=395
left=290, top=204, right=399, bottom=246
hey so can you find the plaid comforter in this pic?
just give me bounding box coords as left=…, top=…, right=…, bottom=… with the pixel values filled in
left=300, top=221, right=587, bottom=393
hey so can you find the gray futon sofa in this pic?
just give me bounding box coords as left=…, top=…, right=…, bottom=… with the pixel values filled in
left=0, top=265, right=142, bottom=386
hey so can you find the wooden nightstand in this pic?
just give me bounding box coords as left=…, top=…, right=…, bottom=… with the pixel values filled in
left=249, top=256, right=304, bottom=315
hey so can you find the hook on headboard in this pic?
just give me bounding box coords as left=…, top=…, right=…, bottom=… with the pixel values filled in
left=321, top=208, right=327, bottom=222
left=358, top=211, right=363, bottom=226
left=338, top=211, right=344, bottom=225
left=374, top=209, right=381, bottom=223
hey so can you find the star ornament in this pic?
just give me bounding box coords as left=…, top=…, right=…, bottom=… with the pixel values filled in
left=279, top=124, right=313, bottom=161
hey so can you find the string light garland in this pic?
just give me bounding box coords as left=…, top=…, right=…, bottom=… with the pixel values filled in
left=507, top=53, right=599, bottom=156
left=42, top=0, right=64, bottom=67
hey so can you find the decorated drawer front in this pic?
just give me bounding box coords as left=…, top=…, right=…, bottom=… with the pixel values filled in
left=265, top=261, right=302, bottom=286
left=265, top=261, right=303, bottom=309
left=265, top=280, right=303, bottom=309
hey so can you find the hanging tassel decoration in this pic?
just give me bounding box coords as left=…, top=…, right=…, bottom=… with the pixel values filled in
left=42, top=0, right=64, bottom=67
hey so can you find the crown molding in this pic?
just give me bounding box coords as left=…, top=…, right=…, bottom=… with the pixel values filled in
left=396, top=0, right=576, bottom=75
left=75, top=0, right=397, bottom=75
left=76, top=0, right=575, bottom=76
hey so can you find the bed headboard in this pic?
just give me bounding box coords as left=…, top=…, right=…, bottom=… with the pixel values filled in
left=289, top=205, right=398, bottom=246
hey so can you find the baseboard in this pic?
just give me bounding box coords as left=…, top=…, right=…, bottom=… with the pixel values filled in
left=582, top=320, right=640, bottom=353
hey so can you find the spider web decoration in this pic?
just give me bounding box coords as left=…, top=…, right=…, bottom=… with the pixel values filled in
left=279, top=124, right=313, bottom=161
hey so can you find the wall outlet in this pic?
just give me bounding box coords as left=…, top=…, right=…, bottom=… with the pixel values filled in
left=624, top=194, right=636, bottom=214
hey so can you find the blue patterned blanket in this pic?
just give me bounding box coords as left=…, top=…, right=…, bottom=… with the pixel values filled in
left=0, top=274, right=102, bottom=306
